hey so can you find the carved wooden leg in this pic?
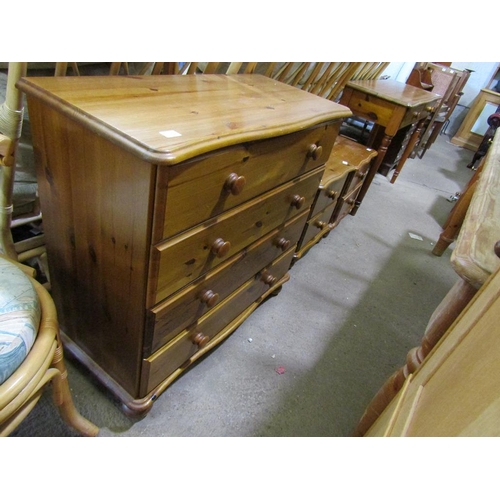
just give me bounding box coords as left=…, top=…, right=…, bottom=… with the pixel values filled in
left=353, top=277, right=477, bottom=437
left=351, top=133, right=392, bottom=215
left=390, top=118, right=425, bottom=184
left=433, top=169, right=480, bottom=256
left=413, top=278, right=477, bottom=361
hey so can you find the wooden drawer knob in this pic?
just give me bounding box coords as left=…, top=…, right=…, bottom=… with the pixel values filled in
left=260, top=271, right=278, bottom=286
left=356, top=171, right=367, bottom=180
left=211, top=238, right=231, bottom=258
left=326, top=189, right=338, bottom=199
left=290, top=195, right=305, bottom=209
left=315, top=220, right=327, bottom=230
left=275, top=237, right=290, bottom=251
left=192, top=332, right=209, bottom=348
left=199, top=289, right=219, bottom=308
left=308, top=144, right=323, bottom=161
left=224, top=173, right=246, bottom=195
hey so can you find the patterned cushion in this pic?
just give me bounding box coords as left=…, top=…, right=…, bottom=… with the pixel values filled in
left=0, top=257, right=40, bottom=384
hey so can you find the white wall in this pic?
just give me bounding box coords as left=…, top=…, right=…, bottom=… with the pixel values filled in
left=450, top=62, right=498, bottom=106
left=382, top=62, right=417, bottom=83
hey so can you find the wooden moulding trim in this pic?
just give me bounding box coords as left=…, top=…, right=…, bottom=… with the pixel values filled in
left=17, top=78, right=351, bottom=167
left=60, top=273, right=290, bottom=416
left=383, top=373, right=414, bottom=437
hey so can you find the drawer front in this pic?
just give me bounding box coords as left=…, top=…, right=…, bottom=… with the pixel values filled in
left=152, top=166, right=323, bottom=300
left=347, top=90, right=397, bottom=127
left=344, top=159, right=370, bottom=196
left=312, top=174, right=348, bottom=217
left=157, top=123, right=340, bottom=240
left=146, top=210, right=308, bottom=353
left=142, top=248, right=295, bottom=395
left=400, top=100, right=439, bottom=129
left=300, top=204, right=337, bottom=247
left=335, top=186, right=361, bottom=222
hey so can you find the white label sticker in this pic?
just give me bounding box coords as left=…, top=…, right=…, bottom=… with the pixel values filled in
left=160, top=130, right=182, bottom=138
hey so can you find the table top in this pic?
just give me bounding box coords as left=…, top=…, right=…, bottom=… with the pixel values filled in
left=18, top=74, right=351, bottom=165
left=451, top=132, right=500, bottom=288
left=345, top=79, right=441, bottom=108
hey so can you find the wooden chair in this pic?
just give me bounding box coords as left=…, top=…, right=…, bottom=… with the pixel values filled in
left=1, top=62, right=138, bottom=281
left=407, top=63, right=472, bottom=158
left=0, top=253, right=98, bottom=436
left=136, top=62, right=258, bottom=76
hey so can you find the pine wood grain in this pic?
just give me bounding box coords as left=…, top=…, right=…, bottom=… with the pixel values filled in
left=18, top=75, right=351, bottom=165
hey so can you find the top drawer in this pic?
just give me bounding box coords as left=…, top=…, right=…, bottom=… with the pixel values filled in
left=400, top=100, right=439, bottom=129
left=154, top=122, right=340, bottom=241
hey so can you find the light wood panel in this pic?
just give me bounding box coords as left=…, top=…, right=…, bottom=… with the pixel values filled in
left=366, top=263, right=500, bottom=437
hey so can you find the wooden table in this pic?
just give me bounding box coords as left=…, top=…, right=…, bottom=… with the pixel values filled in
left=340, top=80, right=441, bottom=213
left=18, top=74, right=351, bottom=414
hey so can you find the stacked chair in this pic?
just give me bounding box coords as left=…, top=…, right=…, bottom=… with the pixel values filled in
left=0, top=62, right=98, bottom=436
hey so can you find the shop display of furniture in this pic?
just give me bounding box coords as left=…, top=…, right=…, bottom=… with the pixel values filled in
left=18, top=74, right=351, bottom=414
left=0, top=253, right=98, bottom=436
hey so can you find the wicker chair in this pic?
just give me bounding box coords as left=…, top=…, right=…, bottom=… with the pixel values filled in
left=0, top=253, right=98, bottom=436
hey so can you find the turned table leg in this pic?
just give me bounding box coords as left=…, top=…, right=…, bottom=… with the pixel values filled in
left=353, top=277, right=477, bottom=437
left=351, top=133, right=393, bottom=215
left=390, top=118, right=426, bottom=184
left=433, top=167, right=481, bottom=256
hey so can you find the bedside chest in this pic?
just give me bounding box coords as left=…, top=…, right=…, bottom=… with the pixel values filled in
left=294, top=135, right=377, bottom=261
left=18, top=74, right=351, bottom=414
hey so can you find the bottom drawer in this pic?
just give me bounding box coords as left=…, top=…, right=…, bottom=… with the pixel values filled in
left=141, top=247, right=295, bottom=395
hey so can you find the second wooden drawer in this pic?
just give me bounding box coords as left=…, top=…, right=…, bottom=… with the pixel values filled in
left=151, top=166, right=323, bottom=301
left=145, top=210, right=308, bottom=354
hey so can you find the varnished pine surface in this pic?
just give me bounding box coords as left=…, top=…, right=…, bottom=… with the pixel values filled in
left=323, top=135, right=378, bottom=182
left=345, top=79, right=441, bottom=108
left=451, top=132, right=500, bottom=288
left=18, top=74, right=351, bottom=165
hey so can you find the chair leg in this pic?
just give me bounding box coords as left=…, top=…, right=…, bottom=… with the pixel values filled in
left=50, top=342, right=99, bottom=436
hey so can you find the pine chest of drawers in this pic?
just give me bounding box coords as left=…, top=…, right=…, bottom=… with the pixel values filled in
left=18, top=74, right=351, bottom=413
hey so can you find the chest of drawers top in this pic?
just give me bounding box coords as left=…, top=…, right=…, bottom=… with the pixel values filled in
left=18, top=74, right=351, bottom=165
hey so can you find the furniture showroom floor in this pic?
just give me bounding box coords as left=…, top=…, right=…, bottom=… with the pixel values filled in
left=11, top=132, right=474, bottom=437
